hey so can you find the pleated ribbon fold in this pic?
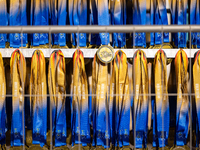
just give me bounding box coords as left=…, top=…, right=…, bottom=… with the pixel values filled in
left=48, top=50, right=67, bottom=147
left=10, top=49, right=26, bottom=146
left=30, top=50, right=47, bottom=147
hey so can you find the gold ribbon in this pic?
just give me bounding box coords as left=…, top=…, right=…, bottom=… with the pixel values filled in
left=110, top=50, right=130, bottom=147
left=132, top=50, right=148, bottom=149
left=0, top=52, right=6, bottom=110
left=92, top=52, right=109, bottom=147
left=72, top=49, right=89, bottom=146
left=10, top=49, right=26, bottom=118
left=174, top=49, right=189, bottom=148
left=30, top=49, right=46, bottom=120
left=48, top=50, right=66, bottom=144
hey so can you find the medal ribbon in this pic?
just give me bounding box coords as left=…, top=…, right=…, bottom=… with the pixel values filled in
left=92, top=54, right=110, bottom=148
left=31, top=0, right=49, bottom=46
left=30, top=50, right=47, bottom=147
left=133, top=50, right=149, bottom=148
left=190, top=0, right=197, bottom=46
left=98, top=0, right=110, bottom=45
left=133, top=0, right=146, bottom=47
left=153, top=50, right=169, bottom=148
left=173, top=0, right=187, bottom=48
left=112, top=0, right=126, bottom=48
left=193, top=51, right=200, bottom=141
left=10, top=49, right=26, bottom=146
left=69, top=0, right=87, bottom=47
left=72, top=49, right=90, bottom=146
left=174, top=49, right=189, bottom=146
left=155, top=0, right=169, bottom=45
left=51, top=0, right=67, bottom=46
left=9, top=0, right=27, bottom=48
left=150, top=0, right=155, bottom=46
left=0, top=0, right=7, bottom=48
left=90, top=0, right=100, bottom=46
left=113, top=50, right=130, bottom=147
left=48, top=50, right=67, bottom=147
left=0, top=53, right=6, bottom=145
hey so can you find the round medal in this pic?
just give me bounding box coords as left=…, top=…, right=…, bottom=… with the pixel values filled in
left=71, top=145, right=85, bottom=150
left=97, top=45, right=114, bottom=63
left=28, top=145, right=43, bottom=150
left=170, top=145, right=190, bottom=150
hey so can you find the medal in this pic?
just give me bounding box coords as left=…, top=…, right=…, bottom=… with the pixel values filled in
left=29, top=50, right=47, bottom=149
left=0, top=53, right=6, bottom=147
left=152, top=50, right=170, bottom=149
left=132, top=50, right=149, bottom=149
left=10, top=49, right=26, bottom=148
left=48, top=50, right=67, bottom=149
left=109, top=50, right=130, bottom=149
left=171, top=49, right=189, bottom=150
left=71, top=49, right=90, bottom=149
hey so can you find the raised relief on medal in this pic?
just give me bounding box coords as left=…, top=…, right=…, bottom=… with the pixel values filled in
left=97, top=45, right=114, bottom=63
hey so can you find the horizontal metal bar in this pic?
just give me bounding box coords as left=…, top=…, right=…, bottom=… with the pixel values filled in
left=0, top=25, right=200, bottom=33
left=0, top=48, right=198, bottom=58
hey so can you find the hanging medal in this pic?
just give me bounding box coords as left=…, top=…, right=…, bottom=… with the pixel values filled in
left=30, top=0, right=49, bottom=48
left=152, top=50, right=170, bottom=150
left=48, top=50, right=68, bottom=149
left=171, top=49, right=190, bottom=150
left=0, top=53, right=6, bottom=149
left=28, top=50, right=47, bottom=149
left=133, top=0, right=146, bottom=48
left=193, top=50, right=200, bottom=149
left=51, top=0, right=68, bottom=48
left=10, top=49, right=26, bottom=148
left=71, top=49, right=90, bottom=149
left=109, top=50, right=130, bottom=149
left=132, top=50, right=149, bottom=149
left=9, top=0, right=28, bottom=48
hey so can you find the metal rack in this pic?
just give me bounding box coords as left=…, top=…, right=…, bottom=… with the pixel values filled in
left=1, top=25, right=200, bottom=58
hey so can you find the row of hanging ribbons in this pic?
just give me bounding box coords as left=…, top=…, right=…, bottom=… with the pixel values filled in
left=0, top=48, right=200, bottom=150
left=0, top=0, right=197, bottom=49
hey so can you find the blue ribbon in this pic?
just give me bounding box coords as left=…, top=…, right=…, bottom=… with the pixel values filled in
left=0, top=100, right=6, bottom=145
left=112, top=0, right=126, bottom=48
left=190, top=0, right=197, bottom=46
left=98, top=0, right=110, bottom=45
left=69, top=0, right=87, bottom=47
left=150, top=0, right=155, bottom=46
left=9, top=0, right=27, bottom=48
left=0, top=0, right=8, bottom=48
left=172, top=0, right=187, bottom=48
left=31, top=0, right=49, bottom=46
left=32, top=96, right=47, bottom=147
left=90, top=0, right=101, bottom=46
left=155, top=0, right=169, bottom=45
left=133, top=0, right=146, bottom=47
left=51, top=0, right=67, bottom=46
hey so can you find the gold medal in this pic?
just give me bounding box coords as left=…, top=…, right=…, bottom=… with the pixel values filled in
left=170, top=145, right=190, bottom=150
left=97, top=45, right=114, bottom=63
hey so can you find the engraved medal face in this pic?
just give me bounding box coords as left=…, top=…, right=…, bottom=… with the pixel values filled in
left=151, top=146, right=170, bottom=150
left=97, top=45, right=114, bottom=63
